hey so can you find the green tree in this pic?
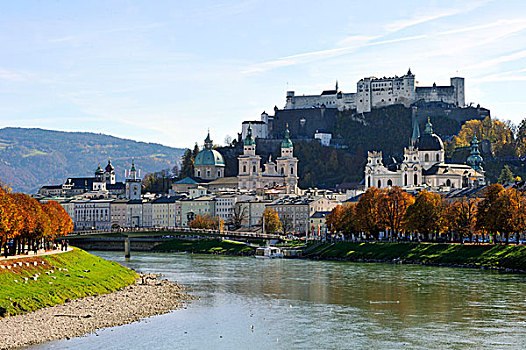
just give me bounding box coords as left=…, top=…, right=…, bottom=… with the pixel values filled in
left=179, top=149, right=194, bottom=178
left=498, top=165, right=515, bottom=184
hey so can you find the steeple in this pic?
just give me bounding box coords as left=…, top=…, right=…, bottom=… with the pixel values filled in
left=281, top=124, right=293, bottom=149
left=424, top=117, right=434, bottom=135
left=335, top=80, right=339, bottom=91
left=204, top=130, right=213, bottom=150
left=243, top=124, right=256, bottom=146
left=407, top=68, right=413, bottom=76
left=411, top=119, right=420, bottom=145
left=467, top=136, right=483, bottom=171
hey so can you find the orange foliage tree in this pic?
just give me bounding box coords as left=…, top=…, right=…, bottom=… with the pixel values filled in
left=378, top=187, right=414, bottom=240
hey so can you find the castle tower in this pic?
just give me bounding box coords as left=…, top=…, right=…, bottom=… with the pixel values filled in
left=95, top=163, right=104, bottom=182
left=93, top=163, right=107, bottom=191
left=450, top=77, right=465, bottom=107
left=126, top=159, right=141, bottom=200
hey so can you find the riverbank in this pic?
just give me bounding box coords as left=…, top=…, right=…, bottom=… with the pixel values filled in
left=306, top=242, right=526, bottom=272
left=154, top=238, right=256, bottom=255
left=0, top=274, right=194, bottom=350
left=0, top=248, right=138, bottom=317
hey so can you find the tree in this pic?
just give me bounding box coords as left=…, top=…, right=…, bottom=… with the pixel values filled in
left=189, top=214, right=222, bottom=230
left=378, top=187, right=414, bottom=240
left=179, top=149, right=194, bottom=178
left=476, top=184, right=504, bottom=243
left=445, top=197, right=479, bottom=242
left=498, top=165, right=515, bottom=184
left=355, top=187, right=384, bottom=239
left=262, top=208, right=282, bottom=234
left=0, top=185, right=21, bottom=256
left=281, top=215, right=294, bottom=234
left=229, top=205, right=247, bottom=230
left=404, top=191, right=444, bottom=241
left=192, top=143, right=200, bottom=160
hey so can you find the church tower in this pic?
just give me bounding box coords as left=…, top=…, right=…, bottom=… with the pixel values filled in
left=237, top=125, right=261, bottom=190
left=276, top=125, right=298, bottom=193
left=104, top=158, right=116, bottom=184
left=125, top=159, right=141, bottom=200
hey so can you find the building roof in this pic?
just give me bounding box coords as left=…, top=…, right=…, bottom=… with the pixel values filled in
left=174, top=177, right=199, bottom=185
left=310, top=211, right=331, bottom=219
left=242, top=120, right=266, bottom=124
left=415, top=118, right=444, bottom=151
left=207, top=176, right=238, bottom=185
left=194, top=148, right=225, bottom=166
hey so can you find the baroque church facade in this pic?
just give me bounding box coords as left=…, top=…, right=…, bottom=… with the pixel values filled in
left=237, top=125, right=298, bottom=193
left=365, top=118, right=484, bottom=190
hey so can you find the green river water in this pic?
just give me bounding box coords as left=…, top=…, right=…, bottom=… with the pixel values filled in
left=31, top=251, right=526, bottom=349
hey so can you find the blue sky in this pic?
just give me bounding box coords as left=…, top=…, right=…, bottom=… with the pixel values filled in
left=1, top=0, right=525, bottom=149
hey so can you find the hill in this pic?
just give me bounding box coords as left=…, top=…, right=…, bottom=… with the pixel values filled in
left=0, top=128, right=184, bottom=193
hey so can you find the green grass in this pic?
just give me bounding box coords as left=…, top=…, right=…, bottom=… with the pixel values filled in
left=310, top=242, right=526, bottom=271
left=154, top=238, right=255, bottom=256
left=22, top=149, right=50, bottom=157
left=0, top=248, right=138, bottom=317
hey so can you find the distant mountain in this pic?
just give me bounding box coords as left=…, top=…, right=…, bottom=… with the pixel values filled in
left=0, top=128, right=184, bottom=193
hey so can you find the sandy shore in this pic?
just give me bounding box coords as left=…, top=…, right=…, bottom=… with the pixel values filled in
left=0, top=274, right=195, bottom=350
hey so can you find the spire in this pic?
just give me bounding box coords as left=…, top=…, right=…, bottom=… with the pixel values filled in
left=95, top=163, right=104, bottom=175
left=281, top=123, right=293, bottom=149
left=424, top=117, right=434, bottom=135
left=411, top=119, right=420, bottom=144
left=243, top=123, right=255, bottom=146
left=335, top=80, right=339, bottom=91
left=204, top=130, right=213, bottom=150
left=407, top=68, right=412, bottom=76
left=467, top=135, right=483, bottom=171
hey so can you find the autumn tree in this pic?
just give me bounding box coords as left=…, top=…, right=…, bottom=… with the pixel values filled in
left=445, top=197, right=479, bottom=242
left=0, top=185, right=21, bottom=256
left=262, top=208, right=282, bottom=234
left=189, top=214, right=223, bottom=230
left=378, top=187, right=414, bottom=240
left=476, top=184, right=504, bottom=242
left=355, top=187, right=384, bottom=240
left=404, top=191, right=444, bottom=241
left=498, top=165, right=515, bottom=184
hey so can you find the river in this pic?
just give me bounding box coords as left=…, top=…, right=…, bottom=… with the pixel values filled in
left=31, top=252, right=526, bottom=349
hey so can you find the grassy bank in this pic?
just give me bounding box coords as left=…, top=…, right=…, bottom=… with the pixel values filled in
left=0, top=248, right=138, bottom=317
left=307, top=242, right=526, bottom=271
left=154, top=238, right=255, bottom=255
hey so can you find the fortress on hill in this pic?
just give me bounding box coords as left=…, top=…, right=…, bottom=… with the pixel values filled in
left=284, top=69, right=465, bottom=113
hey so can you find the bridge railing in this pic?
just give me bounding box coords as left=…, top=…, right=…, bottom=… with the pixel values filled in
left=70, top=227, right=282, bottom=240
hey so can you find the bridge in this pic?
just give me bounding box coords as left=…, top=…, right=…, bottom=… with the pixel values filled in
left=61, top=227, right=286, bottom=257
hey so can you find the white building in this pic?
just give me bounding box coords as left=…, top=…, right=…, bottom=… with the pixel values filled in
left=125, top=160, right=141, bottom=200
left=241, top=112, right=269, bottom=140
left=238, top=125, right=298, bottom=194
left=314, top=130, right=332, bottom=146
left=73, top=199, right=112, bottom=231
left=365, top=118, right=484, bottom=190
left=215, top=194, right=237, bottom=223
left=284, top=70, right=465, bottom=113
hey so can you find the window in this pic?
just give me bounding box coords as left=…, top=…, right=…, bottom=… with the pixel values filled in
left=436, top=154, right=439, bottom=162
left=414, top=174, right=418, bottom=185
left=404, top=174, right=407, bottom=186
left=425, top=154, right=429, bottom=162
left=290, top=166, right=294, bottom=175
left=253, top=165, right=256, bottom=172
left=377, top=180, right=381, bottom=188
left=243, top=165, right=247, bottom=173
left=281, top=167, right=284, bottom=175
left=197, top=170, right=201, bottom=177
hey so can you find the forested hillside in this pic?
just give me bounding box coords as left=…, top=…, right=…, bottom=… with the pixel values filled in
left=0, top=128, right=183, bottom=193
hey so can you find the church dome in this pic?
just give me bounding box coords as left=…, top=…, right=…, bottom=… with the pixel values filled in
left=194, top=149, right=225, bottom=166
left=194, top=132, right=224, bottom=166
left=416, top=118, right=444, bottom=151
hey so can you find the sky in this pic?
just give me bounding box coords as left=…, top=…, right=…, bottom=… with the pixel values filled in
left=1, top=0, right=526, bottom=149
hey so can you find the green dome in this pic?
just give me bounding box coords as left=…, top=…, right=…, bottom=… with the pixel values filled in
left=95, top=164, right=104, bottom=175
left=194, top=149, right=225, bottom=166
left=281, top=125, right=293, bottom=148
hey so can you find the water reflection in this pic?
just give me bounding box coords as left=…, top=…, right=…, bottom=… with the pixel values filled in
left=32, top=252, right=526, bottom=350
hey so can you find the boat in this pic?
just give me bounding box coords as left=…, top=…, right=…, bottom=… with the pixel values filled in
left=255, top=246, right=284, bottom=259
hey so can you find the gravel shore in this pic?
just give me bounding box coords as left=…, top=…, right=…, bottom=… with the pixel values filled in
left=0, top=274, right=195, bottom=350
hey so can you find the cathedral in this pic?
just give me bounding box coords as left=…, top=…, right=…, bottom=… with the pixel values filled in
left=237, top=124, right=298, bottom=193
left=365, top=118, right=485, bottom=190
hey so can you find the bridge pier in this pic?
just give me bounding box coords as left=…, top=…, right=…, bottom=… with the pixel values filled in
left=124, top=237, right=130, bottom=258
